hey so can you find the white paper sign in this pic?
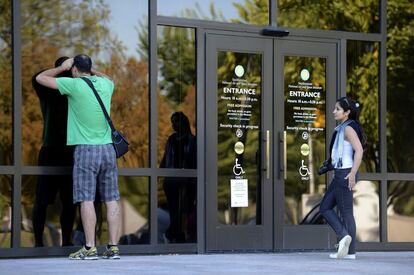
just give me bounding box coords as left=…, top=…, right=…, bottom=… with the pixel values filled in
left=230, top=179, right=248, bottom=207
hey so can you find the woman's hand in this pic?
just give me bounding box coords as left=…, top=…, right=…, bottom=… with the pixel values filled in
left=344, top=171, right=356, bottom=190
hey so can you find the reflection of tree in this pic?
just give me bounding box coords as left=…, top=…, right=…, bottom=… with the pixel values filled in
left=13, top=0, right=151, bottom=232
left=157, top=27, right=196, bottom=106
left=387, top=0, right=414, bottom=173
left=347, top=41, right=379, bottom=173
left=388, top=181, right=414, bottom=217
left=153, top=26, right=196, bottom=164
left=0, top=0, right=12, bottom=165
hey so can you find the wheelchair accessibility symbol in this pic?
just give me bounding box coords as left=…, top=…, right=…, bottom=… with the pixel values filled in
left=233, top=158, right=245, bottom=176
left=299, top=160, right=310, bottom=177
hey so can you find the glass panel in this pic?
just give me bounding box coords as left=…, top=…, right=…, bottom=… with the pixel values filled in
left=157, top=26, right=197, bottom=168
left=347, top=41, right=379, bottom=173
left=21, top=176, right=149, bottom=247
left=277, top=0, right=380, bottom=33
left=0, top=175, right=12, bottom=248
left=284, top=56, right=327, bottom=225
left=21, top=175, right=76, bottom=247
left=387, top=2, right=414, bottom=173
left=217, top=51, right=262, bottom=225
left=21, top=0, right=149, bottom=167
left=158, top=177, right=197, bottom=243
left=387, top=181, right=414, bottom=242
left=117, top=177, right=150, bottom=245
left=0, top=0, right=12, bottom=165
left=354, top=181, right=379, bottom=242
left=158, top=0, right=268, bottom=25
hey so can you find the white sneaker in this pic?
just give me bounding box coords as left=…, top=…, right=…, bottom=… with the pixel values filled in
left=337, top=235, right=352, bottom=258
left=329, top=253, right=356, bottom=260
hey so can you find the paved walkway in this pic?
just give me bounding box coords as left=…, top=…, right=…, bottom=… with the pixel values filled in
left=0, top=252, right=413, bottom=274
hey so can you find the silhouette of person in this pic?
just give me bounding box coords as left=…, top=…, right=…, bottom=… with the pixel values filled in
left=160, top=112, right=197, bottom=243
left=31, top=56, right=76, bottom=247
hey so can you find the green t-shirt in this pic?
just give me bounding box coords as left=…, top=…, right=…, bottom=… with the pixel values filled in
left=56, top=76, right=114, bottom=145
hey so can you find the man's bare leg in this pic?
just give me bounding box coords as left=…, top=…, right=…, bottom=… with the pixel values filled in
left=80, top=201, right=96, bottom=247
left=106, top=200, right=120, bottom=245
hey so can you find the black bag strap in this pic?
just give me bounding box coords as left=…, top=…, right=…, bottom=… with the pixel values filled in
left=81, top=77, right=115, bottom=132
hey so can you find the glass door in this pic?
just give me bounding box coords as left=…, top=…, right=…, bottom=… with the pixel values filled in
left=274, top=40, right=337, bottom=250
left=205, top=34, right=273, bottom=251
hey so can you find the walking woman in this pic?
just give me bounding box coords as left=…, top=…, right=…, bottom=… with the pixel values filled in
left=320, top=97, right=364, bottom=260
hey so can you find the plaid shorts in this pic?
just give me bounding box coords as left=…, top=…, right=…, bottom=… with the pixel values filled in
left=73, top=144, right=119, bottom=203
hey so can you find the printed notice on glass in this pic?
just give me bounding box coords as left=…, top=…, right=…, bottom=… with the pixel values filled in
left=230, top=179, right=248, bottom=207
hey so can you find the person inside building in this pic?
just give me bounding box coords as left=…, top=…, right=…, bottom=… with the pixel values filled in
left=160, top=112, right=197, bottom=243
left=31, top=56, right=76, bottom=247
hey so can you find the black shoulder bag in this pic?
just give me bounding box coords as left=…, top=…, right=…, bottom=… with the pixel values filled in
left=81, top=77, right=129, bottom=158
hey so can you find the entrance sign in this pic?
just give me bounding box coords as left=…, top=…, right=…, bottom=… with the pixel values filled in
left=284, top=56, right=327, bottom=225
left=217, top=52, right=262, bottom=225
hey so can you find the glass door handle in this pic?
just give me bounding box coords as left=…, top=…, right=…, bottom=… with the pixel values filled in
left=279, top=131, right=287, bottom=180
left=266, top=130, right=270, bottom=179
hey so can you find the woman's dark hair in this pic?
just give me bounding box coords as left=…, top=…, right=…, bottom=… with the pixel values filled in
left=337, top=97, right=361, bottom=122
left=337, top=97, right=367, bottom=148
left=171, top=111, right=192, bottom=135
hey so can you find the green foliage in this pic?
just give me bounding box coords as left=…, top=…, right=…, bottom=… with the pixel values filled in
left=157, top=27, right=196, bottom=106
left=387, top=0, right=414, bottom=173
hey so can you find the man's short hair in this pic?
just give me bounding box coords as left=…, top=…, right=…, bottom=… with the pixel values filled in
left=73, top=54, right=92, bottom=73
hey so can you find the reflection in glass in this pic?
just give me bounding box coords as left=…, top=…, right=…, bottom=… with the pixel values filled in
left=21, top=176, right=149, bottom=247
left=387, top=2, right=414, bottom=173
left=0, top=0, right=12, bottom=165
left=217, top=52, right=262, bottom=225
left=157, top=0, right=268, bottom=25
left=21, top=175, right=75, bottom=247
left=284, top=56, right=327, bottom=225
left=354, top=181, right=379, bottom=242
left=117, top=177, right=150, bottom=245
left=387, top=181, right=414, bottom=242
left=0, top=175, right=12, bottom=248
left=158, top=177, right=197, bottom=243
left=278, top=0, right=380, bottom=33
left=347, top=41, right=379, bottom=173
left=157, top=26, right=196, bottom=166
left=21, top=0, right=149, bottom=167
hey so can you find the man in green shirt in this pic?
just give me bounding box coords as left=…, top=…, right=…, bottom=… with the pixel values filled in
left=36, top=54, right=120, bottom=260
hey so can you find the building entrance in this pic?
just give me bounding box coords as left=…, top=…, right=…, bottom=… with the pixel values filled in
left=205, top=33, right=338, bottom=251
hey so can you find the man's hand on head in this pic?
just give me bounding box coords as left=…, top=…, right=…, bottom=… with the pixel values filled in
left=61, top=58, right=74, bottom=71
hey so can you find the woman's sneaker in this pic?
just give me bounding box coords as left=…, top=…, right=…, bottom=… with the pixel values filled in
left=69, top=246, right=98, bottom=260
left=337, top=235, right=352, bottom=258
left=102, top=245, right=120, bottom=259
left=329, top=253, right=356, bottom=260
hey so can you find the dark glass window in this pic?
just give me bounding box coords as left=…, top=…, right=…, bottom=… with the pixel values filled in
left=0, top=175, right=12, bottom=248
left=0, top=0, right=12, bottom=165
left=157, top=0, right=269, bottom=25
left=157, top=26, right=196, bottom=168
left=354, top=181, right=379, bottom=242
left=346, top=41, right=379, bottom=173
left=158, top=177, right=197, bottom=243
left=387, top=1, right=414, bottom=172
left=21, top=176, right=149, bottom=247
left=278, top=0, right=380, bottom=33
left=21, top=0, right=149, bottom=167
left=387, top=181, right=414, bottom=242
